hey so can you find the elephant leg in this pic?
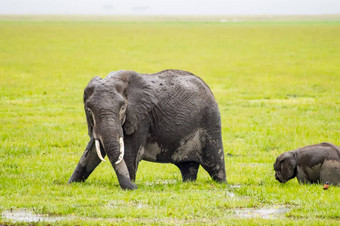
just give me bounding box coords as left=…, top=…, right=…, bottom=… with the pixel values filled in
left=69, top=137, right=106, bottom=183
left=175, top=162, right=200, bottom=182
left=296, top=166, right=312, bottom=184
left=124, top=145, right=144, bottom=182
left=123, top=157, right=138, bottom=182
left=201, top=137, right=227, bottom=183
left=122, top=124, right=150, bottom=182
left=122, top=142, right=141, bottom=182
left=112, top=159, right=137, bottom=190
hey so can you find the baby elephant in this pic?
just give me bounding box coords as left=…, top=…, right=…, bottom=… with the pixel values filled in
left=274, top=142, right=340, bottom=185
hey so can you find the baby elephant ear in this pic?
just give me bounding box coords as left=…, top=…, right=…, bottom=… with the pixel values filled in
left=286, top=152, right=297, bottom=178
left=123, top=73, right=156, bottom=135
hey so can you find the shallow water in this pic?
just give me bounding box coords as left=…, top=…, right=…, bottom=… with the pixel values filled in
left=230, top=184, right=241, bottom=188
left=2, top=206, right=290, bottom=223
left=2, top=209, right=73, bottom=223
left=144, top=179, right=178, bottom=186
left=226, top=191, right=236, bottom=197
left=235, top=206, right=290, bottom=219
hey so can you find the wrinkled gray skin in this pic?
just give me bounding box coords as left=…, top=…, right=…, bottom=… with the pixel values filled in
left=274, top=142, right=340, bottom=185
left=68, top=70, right=226, bottom=189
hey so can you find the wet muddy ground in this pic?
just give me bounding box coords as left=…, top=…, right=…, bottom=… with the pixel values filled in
left=234, top=206, right=290, bottom=219
left=2, top=206, right=290, bottom=223
left=2, top=209, right=74, bottom=223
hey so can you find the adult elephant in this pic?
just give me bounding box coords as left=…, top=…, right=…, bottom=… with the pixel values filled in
left=68, top=69, right=226, bottom=189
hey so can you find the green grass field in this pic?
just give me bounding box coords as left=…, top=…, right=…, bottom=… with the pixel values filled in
left=0, top=16, right=339, bottom=225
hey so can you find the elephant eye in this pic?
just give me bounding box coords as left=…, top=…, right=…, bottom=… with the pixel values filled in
left=119, top=104, right=127, bottom=114
left=87, top=108, right=95, bottom=127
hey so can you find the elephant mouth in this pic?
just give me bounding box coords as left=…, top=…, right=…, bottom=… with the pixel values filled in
left=275, top=173, right=284, bottom=183
left=95, top=137, right=125, bottom=165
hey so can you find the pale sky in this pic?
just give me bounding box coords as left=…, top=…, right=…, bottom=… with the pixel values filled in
left=0, top=0, right=339, bottom=15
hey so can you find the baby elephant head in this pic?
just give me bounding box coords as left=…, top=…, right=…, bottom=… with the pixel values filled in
left=273, top=151, right=297, bottom=183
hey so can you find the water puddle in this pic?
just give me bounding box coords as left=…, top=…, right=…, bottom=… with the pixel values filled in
left=230, top=184, right=241, bottom=188
left=226, top=191, right=236, bottom=197
left=235, top=206, right=290, bottom=219
left=105, top=200, right=149, bottom=209
left=144, top=179, right=178, bottom=186
left=2, top=209, right=73, bottom=223
left=2, top=206, right=290, bottom=223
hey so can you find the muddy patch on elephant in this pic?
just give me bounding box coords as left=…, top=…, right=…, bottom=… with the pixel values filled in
left=234, top=206, right=290, bottom=219
left=172, top=129, right=204, bottom=162
left=2, top=209, right=74, bottom=223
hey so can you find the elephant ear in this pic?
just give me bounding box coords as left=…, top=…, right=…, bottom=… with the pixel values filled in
left=281, top=152, right=297, bottom=180
left=84, top=76, right=101, bottom=137
left=287, top=152, right=297, bottom=179
left=123, top=72, right=156, bottom=135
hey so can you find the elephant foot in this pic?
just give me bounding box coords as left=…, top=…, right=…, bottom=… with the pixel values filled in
left=118, top=176, right=137, bottom=190
left=202, top=163, right=227, bottom=184
left=122, top=182, right=138, bottom=190
left=176, top=162, right=199, bottom=182
left=68, top=163, right=90, bottom=183
left=114, top=160, right=138, bottom=190
left=212, top=175, right=227, bottom=184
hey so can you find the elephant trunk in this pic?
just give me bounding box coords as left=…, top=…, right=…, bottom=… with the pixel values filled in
left=85, top=106, right=124, bottom=164
left=95, top=138, right=124, bottom=164
left=97, top=121, right=124, bottom=165
left=99, top=130, right=136, bottom=189
left=101, top=137, right=124, bottom=165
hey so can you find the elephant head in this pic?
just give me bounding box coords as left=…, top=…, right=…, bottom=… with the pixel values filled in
left=273, top=151, right=297, bottom=183
left=69, top=70, right=156, bottom=189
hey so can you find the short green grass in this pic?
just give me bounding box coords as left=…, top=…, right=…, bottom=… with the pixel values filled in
left=0, top=17, right=339, bottom=225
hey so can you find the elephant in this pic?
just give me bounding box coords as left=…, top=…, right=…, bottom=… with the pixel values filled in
left=274, top=142, right=340, bottom=185
left=68, top=69, right=227, bottom=189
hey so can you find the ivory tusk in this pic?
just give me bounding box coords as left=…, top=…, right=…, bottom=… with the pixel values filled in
left=116, top=137, right=124, bottom=165
left=95, top=139, right=106, bottom=162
